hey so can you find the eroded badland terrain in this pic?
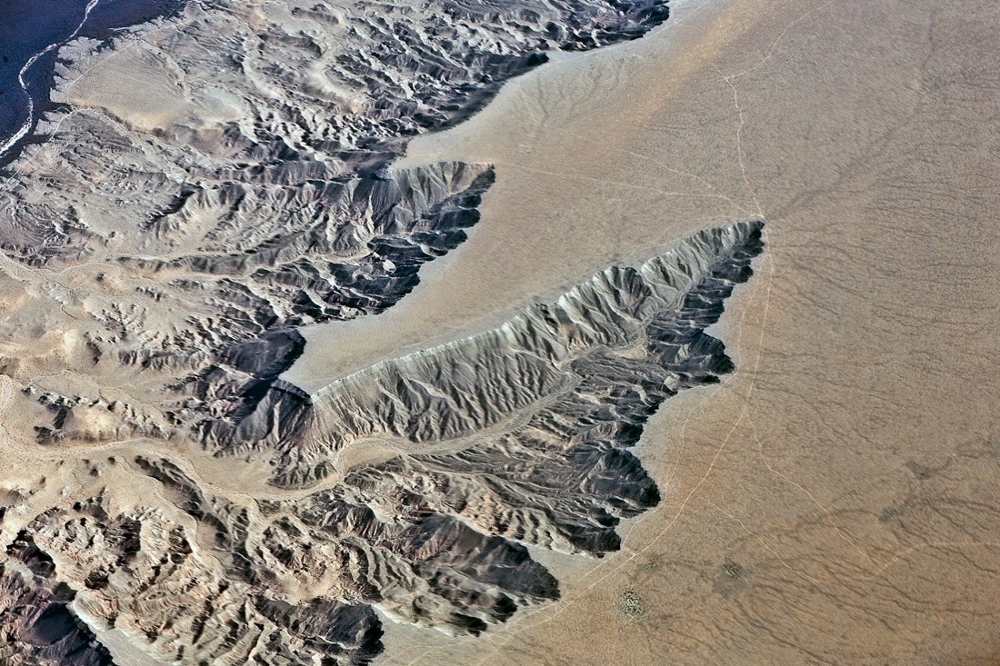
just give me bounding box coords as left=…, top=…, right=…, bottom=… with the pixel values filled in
left=0, top=0, right=999, bottom=664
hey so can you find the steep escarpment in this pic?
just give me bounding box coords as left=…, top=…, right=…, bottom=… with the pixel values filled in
left=0, top=572, right=114, bottom=666
left=228, top=221, right=763, bottom=494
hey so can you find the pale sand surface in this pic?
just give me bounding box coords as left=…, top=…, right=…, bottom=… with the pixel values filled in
left=284, top=0, right=1000, bottom=662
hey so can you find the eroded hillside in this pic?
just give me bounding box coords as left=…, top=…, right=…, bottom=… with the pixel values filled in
left=0, top=0, right=771, bottom=663
left=1, top=220, right=762, bottom=665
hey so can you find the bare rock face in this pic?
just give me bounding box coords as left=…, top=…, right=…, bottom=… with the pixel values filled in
left=246, top=222, right=764, bottom=492
left=0, top=1, right=769, bottom=664
left=9, top=490, right=384, bottom=664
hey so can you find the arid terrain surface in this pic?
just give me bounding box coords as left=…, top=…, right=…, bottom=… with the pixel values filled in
left=1, top=0, right=999, bottom=664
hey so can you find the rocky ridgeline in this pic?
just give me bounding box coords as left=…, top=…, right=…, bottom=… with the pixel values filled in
left=0, top=0, right=670, bottom=458
left=222, top=222, right=764, bottom=491
left=4, top=221, right=761, bottom=665
left=0, top=2, right=772, bottom=665
left=0, top=556, right=115, bottom=666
